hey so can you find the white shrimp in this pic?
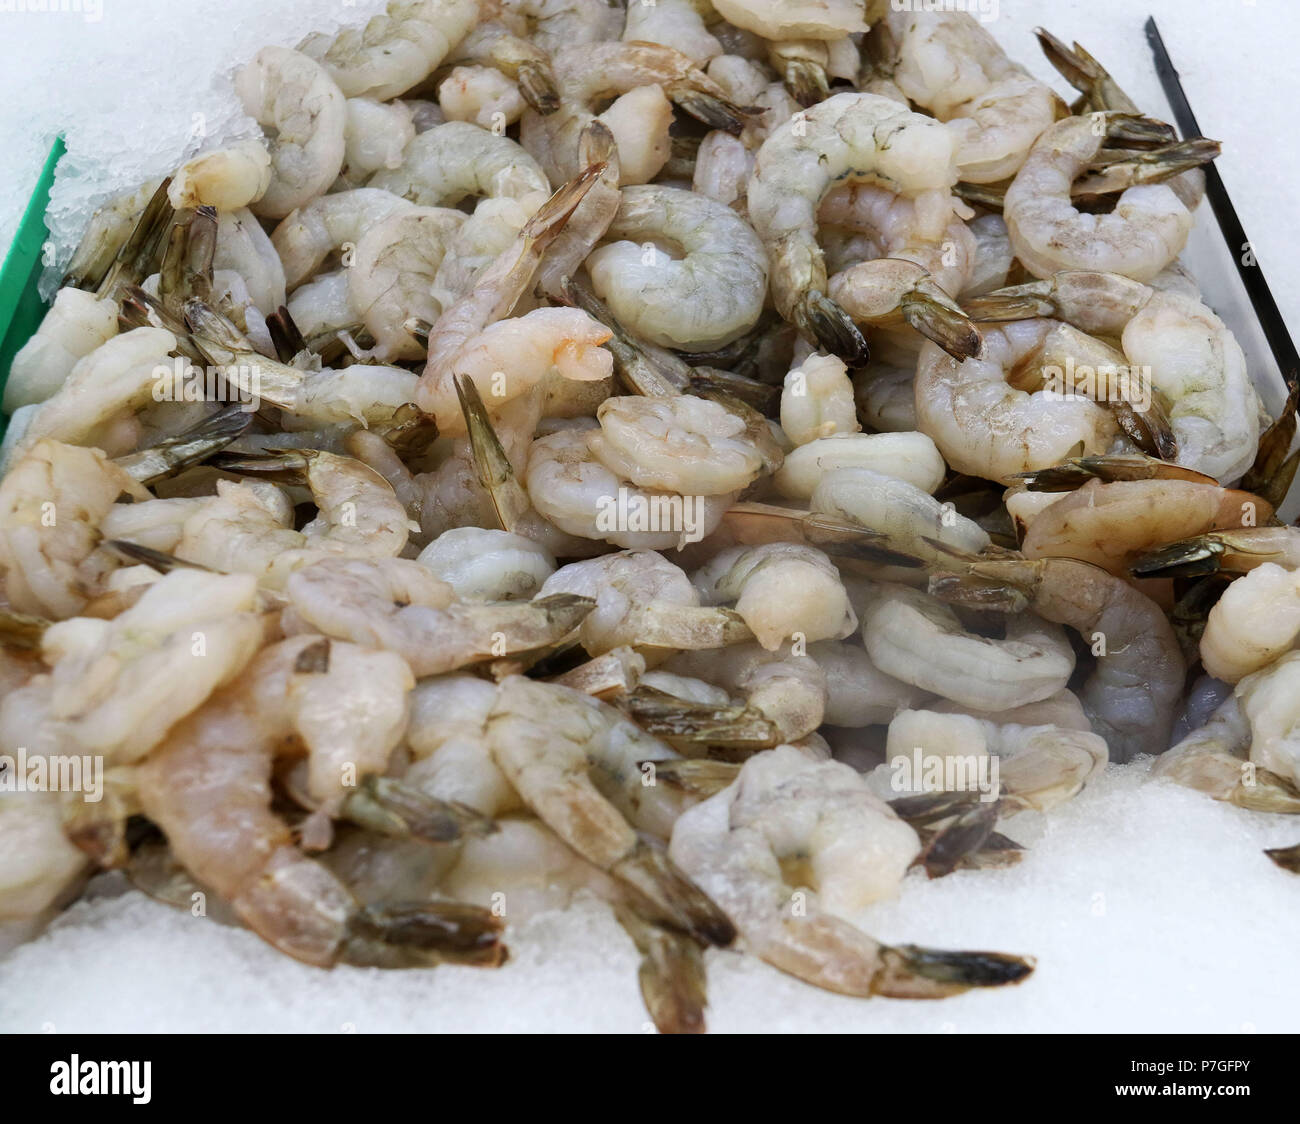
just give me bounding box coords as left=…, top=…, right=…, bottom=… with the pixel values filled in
left=4, top=289, right=119, bottom=413
left=298, top=0, right=479, bottom=101
left=485, top=675, right=736, bottom=945
left=808, top=639, right=931, bottom=727
left=0, top=790, right=89, bottom=925
left=272, top=188, right=415, bottom=291
left=369, top=121, right=551, bottom=207
left=537, top=549, right=750, bottom=656
left=169, top=139, right=273, bottom=211
left=669, top=744, right=1034, bottom=998
left=709, top=0, right=868, bottom=40
left=778, top=353, right=859, bottom=447
left=692, top=130, right=754, bottom=206
left=884, top=708, right=1107, bottom=813
left=9, top=328, right=177, bottom=462
left=340, top=97, right=417, bottom=184
left=692, top=543, right=856, bottom=652
left=416, top=526, right=555, bottom=601
left=176, top=452, right=411, bottom=588
left=914, top=321, right=1119, bottom=481
left=285, top=270, right=356, bottom=339
left=1198, top=564, right=1300, bottom=684
left=861, top=583, right=1075, bottom=712
left=1004, top=113, right=1203, bottom=282
left=282, top=556, right=593, bottom=677
left=773, top=431, right=946, bottom=501
left=438, top=65, right=528, bottom=129
left=882, top=7, right=1058, bottom=184
left=214, top=209, right=288, bottom=315
left=959, top=212, right=1015, bottom=299
left=855, top=362, right=918, bottom=433
left=0, top=440, right=149, bottom=618
left=586, top=184, right=768, bottom=350
left=527, top=427, right=734, bottom=550
left=234, top=47, right=347, bottom=220
left=625, top=0, right=722, bottom=64
left=747, top=91, right=958, bottom=359
left=346, top=206, right=467, bottom=360
left=60, top=177, right=164, bottom=291
left=418, top=307, right=613, bottom=436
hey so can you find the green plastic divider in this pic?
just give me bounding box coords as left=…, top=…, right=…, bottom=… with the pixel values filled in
left=0, top=135, right=66, bottom=439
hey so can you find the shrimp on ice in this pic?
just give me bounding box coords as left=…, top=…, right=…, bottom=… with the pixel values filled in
left=4, top=289, right=119, bottom=413
left=668, top=744, right=1034, bottom=998
left=169, top=139, right=273, bottom=211
left=234, top=47, right=348, bottom=220
left=272, top=188, right=415, bottom=291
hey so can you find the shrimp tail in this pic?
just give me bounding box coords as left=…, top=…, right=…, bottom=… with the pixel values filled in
left=1131, top=532, right=1254, bottom=579
left=640, top=758, right=743, bottom=799
left=340, top=775, right=497, bottom=843
left=517, top=60, right=561, bottom=115
left=615, top=905, right=708, bottom=1035
left=343, top=902, right=508, bottom=968
left=612, top=841, right=737, bottom=948
left=456, top=373, right=532, bottom=530
left=783, top=59, right=829, bottom=108
left=795, top=291, right=870, bottom=365
left=1241, top=377, right=1300, bottom=509
left=97, top=176, right=176, bottom=298
left=875, top=943, right=1035, bottom=998
left=626, top=689, right=781, bottom=753
left=1034, top=28, right=1141, bottom=114
left=900, top=284, right=983, bottom=361
left=520, top=159, right=608, bottom=253
left=0, top=606, right=51, bottom=650
left=665, top=86, right=757, bottom=135
left=1265, top=843, right=1300, bottom=873
left=1073, top=137, right=1222, bottom=199
left=114, top=404, right=252, bottom=484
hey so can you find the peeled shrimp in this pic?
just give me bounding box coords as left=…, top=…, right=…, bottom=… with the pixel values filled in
left=272, top=188, right=415, bottom=291
left=369, top=121, right=550, bottom=207
left=4, top=289, right=119, bottom=413
left=169, top=139, right=273, bottom=211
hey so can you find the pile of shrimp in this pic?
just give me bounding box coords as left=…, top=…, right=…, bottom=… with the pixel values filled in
left=2, top=0, right=1293, bottom=1033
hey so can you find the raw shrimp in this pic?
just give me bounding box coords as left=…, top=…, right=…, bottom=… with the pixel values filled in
left=585, top=184, right=768, bottom=350
left=933, top=556, right=1185, bottom=761
left=778, top=353, right=858, bottom=447
left=282, top=555, right=593, bottom=677
left=589, top=395, right=768, bottom=496
left=272, top=189, right=415, bottom=291
left=4, top=289, right=119, bottom=413
left=537, top=549, right=750, bottom=656
left=960, top=212, right=1015, bottom=299
left=668, top=744, right=1033, bottom=998
left=234, top=47, right=347, bottom=221
left=214, top=209, right=288, bottom=315
left=451, top=18, right=560, bottom=115
left=1197, top=564, right=1300, bottom=684
left=820, top=181, right=977, bottom=300
left=861, top=583, right=1076, bottom=712
left=500, top=0, right=624, bottom=56
left=176, top=451, right=411, bottom=588
left=881, top=7, right=1058, bottom=184
left=438, top=65, right=528, bottom=129
left=913, top=321, right=1118, bottom=481
left=1020, top=477, right=1269, bottom=577
left=136, top=634, right=503, bottom=968
left=884, top=707, right=1108, bottom=813
left=346, top=205, right=466, bottom=360
left=0, top=570, right=265, bottom=767
left=485, top=675, right=735, bottom=945
left=0, top=439, right=149, bottom=618
left=368, top=121, right=550, bottom=207
left=709, top=0, right=868, bottom=40
left=806, top=639, right=931, bottom=727
left=747, top=91, right=958, bottom=360
left=61, top=177, right=165, bottom=292
left=967, top=271, right=1264, bottom=482
left=1003, top=113, right=1212, bottom=283
left=692, top=543, right=856, bottom=652
left=624, top=0, right=722, bottom=65
left=418, top=307, right=613, bottom=436
left=416, top=527, right=555, bottom=600
left=341, top=98, right=416, bottom=183
left=1133, top=525, right=1300, bottom=580
left=169, top=139, right=272, bottom=211
left=527, top=427, right=734, bottom=550
left=298, top=0, right=479, bottom=101
left=773, top=431, right=946, bottom=501
left=662, top=643, right=828, bottom=744
left=854, top=362, right=917, bottom=433
left=0, top=790, right=88, bottom=923
left=9, top=328, right=177, bottom=462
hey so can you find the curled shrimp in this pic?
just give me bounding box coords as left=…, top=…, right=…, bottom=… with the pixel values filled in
left=586, top=184, right=768, bottom=350
left=624, top=0, right=722, bottom=66
left=298, top=0, right=479, bottom=100
left=1197, top=564, right=1300, bottom=684
left=485, top=675, right=736, bottom=946
left=881, top=6, right=1059, bottom=184
left=968, top=270, right=1264, bottom=482
left=773, top=430, right=947, bottom=501
left=340, top=97, right=416, bottom=184
left=933, top=556, right=1185, bottom=762
left=272, top=188, right=415, bottom=290
left=282, top=555, right=594, bottom=676
left=4, top=288, right=119, bottom=413
left=416, top=526, right=556, bottom=601
left=137, top=634, right=504, bottom=968
left=1004, top=112, right=1219, bottom=283
left=668, top=744, right=1034, bottom=999
left=747, top=91, right=959, bottom=361
left=233, top=47, right=348, bottom=221
left=369, top=121, right=551, bottom=207
left=169, top=139, right=273, bottom=211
